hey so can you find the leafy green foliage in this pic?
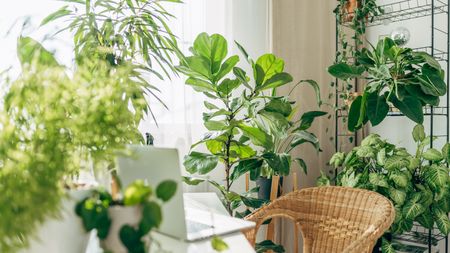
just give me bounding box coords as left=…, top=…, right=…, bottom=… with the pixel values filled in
left=255, top=240, right=285, bottom=253
left=179, top=33, right=325, bottom=215
left=322, top=125, right=450, bottom=249
left=329, top=38, right=447, bottom=131
left=43, top=0, right=182, bottom=121
left=0, top=38, right=148, bottom=252
left=76, top=180, right=176, bottom=253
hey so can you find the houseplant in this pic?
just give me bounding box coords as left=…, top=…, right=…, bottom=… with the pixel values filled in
left=328, top=37, right=447, bottom=131
left=0, top=38, right=147, bottom=252
left=320, top=125, right=450, bottom=252
left=43, top=0, right=182, bottom=121
left=179, top=32, right=323, bottom=216
left=76, top=179, right=177, bottom=253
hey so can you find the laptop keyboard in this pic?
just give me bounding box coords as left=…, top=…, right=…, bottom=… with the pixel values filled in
left=186, top=219, right=213, bottom=233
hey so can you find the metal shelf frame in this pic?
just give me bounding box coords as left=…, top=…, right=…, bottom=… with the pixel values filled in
left=335, top=0, right=449, bottom=252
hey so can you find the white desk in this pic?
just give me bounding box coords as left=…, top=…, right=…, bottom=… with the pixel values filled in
left=87, top=193, right=255, bottom=253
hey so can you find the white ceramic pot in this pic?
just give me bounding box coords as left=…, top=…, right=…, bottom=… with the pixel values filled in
left=101, top=205, right=144, bottom=253
left=21, top=189, right=91, bottom=253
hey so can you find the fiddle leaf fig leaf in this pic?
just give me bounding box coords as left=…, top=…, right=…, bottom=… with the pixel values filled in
left=367, top=92, right=389, bottom=126
left=328, top=63, right=365, bottom=80
left=255, top=54, right=285, bottom=83
left=183, top=152, right=219, bottom=175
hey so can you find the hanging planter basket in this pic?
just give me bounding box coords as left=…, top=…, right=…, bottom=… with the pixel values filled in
left=339, top=0, right=359, bottom=22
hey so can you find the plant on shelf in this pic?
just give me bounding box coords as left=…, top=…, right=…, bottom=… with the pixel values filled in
left=178, top=32, right=324, bottom=217
left=76, top=179, right=177, bottom=253
left=43, top=0, right=182, bottom=120
left=329, top=37, right=447, bottom=132
left=320, top=125, right=450, bottom=252
left=0, top=38, right=148, bottom=252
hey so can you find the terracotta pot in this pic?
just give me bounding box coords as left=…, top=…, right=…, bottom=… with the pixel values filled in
left=101, top=206, right=146, bottom=253
left=341, top=0, right=359, bottom=22
left=20, top=189, right=91, bottom=253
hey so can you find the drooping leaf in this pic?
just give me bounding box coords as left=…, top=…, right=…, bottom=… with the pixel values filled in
left=17, top=37, right=60, bottom=67
left=348, top=95, right=363, bottom=132
left=262, top=152, right=291, bottom=176
left=231, top=159, right=263, bottom=181
left=295, top=158, right=308, bottom=175
left=417, top=64, right=447, bottom=97
left=238, top=124, right=273, bottom=149
left=412, top=124, right=426, bottom=142
left=41, top=6, right=71, bottom=26
left=139, top=201, right=162, bottom=233
left=367, top=92, right=389, bottom=126
left=433, top=208, right=450, bottom=235
left=389, top=94, right=424, bottom=124
left=297, top=111, right=327, bottom=131
left=258, top=72, right=293, bottom=91
left=290, top=131, right=320, bottom=152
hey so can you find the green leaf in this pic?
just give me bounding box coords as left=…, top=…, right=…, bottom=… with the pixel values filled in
left=389, top=172, right=408, bottom=188
left=389, top=94, right=424, bottom=124
left=433, top=208, right=450, bottom=235
left=388, top=188, right=406, bottom=205
left=230, top=143, right=256, bottom=159
left=182, top=176, right=205, bottom=186
left=241, top=196, right=267, bottom=209
left=204, top=120, right=228, bottom=131
left=347, top=96, right=363, bottom=132
left=139, top=201, right=162, bottom=233
left=422, top=148, right=444, bottom=162
left=192, top=33, right=228, bottom=74
left=123, top=180, right=152, bottom=206
left=258, top=72, right=293, bottom=91
left=217, top=78, right=240, bottom=96
left=317, top=171, right=331, bottom=186
left=412, top=124, right=426, bottom=142
left=402, top=201, right=425, bottom=220
left=405, top=84, right=440, bottom=106
left=262, top=152, right=291, bottom=176
left=185, top=77, right=216, bottom=93
left=381, top=238, right=396, bottom=253
left=367, top=92, right=389, bottom=126
left=295, top=158, right=308, bottom=175
left=416, top=212, right=434, bottom=229
left=215, top=55, right=239, bottom=82
left=184, top=56, right=212, bottom=79
left=238, top=124, right=273, bottom=149
left=328, top=63, right=365, bottom=80
left=156, top=180, right=177, bottom=202
left=298, top=79, right=323, bottom=106
left=369, top=173, right=389, bottom=188
left=290, top=131, right=320, bottom=152
left=233, top=67, right=250, bottom=89
left=264, top=98, right=292, bottom=117
left=183, top=152, right=219, bottom=174
left=255, top=54, right=285, bottom=83
left=297, top=111, right=327, bottom=131
left=384, top=156, right=409, bottom=170
left=422, top=165, right=448, bottom=188
left=211, top=236, right=229, bottom=252
left=418, top=64, right=447, bottom=96
left=231, top=159, right=263, bottom=181
left=17, top=37, right=60, bottom=67
left=41, top=6, right=71, bottom=26
left=204, top=101, right=218, bottom=110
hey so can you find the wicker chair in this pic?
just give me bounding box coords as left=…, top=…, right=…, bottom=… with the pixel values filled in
left=244, top=186, right=395, bottom=253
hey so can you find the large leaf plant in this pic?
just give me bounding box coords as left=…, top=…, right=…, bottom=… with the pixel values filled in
left=329, top=37, right=447, bottom=131
left=320, top=125, right=450, bottom=251
left=179, top=33, right=324, bottom=216
left=0, top=37, right=145, bottom=252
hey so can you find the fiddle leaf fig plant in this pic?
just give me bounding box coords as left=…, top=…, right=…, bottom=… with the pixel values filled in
left=329, top=37, right=447, bottom=131
left=322, top=125, right=450, bottom=251
left=179, top=33, right=324, bottom=215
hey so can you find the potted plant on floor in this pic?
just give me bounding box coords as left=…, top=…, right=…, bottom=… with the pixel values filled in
left=320, top=125, right=450, bottom=252
left=328, top=37, right=447, bottom=132
left=76, top=179, right=177, bottom=253
left=179, top=32, right=324, bottom=217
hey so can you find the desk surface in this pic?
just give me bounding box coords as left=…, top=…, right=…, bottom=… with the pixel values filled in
left=87, top=192, right=255, bottom=253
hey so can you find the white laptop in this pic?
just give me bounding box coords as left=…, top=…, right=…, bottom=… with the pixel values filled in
left=116, top=145, right=255, bottom=241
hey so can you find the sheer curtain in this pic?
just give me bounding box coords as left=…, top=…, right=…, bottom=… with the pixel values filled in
left=0, top=0, right=271, bottom=193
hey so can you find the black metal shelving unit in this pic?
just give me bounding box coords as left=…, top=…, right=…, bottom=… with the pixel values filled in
left=334, top=0, right=450, bottom=252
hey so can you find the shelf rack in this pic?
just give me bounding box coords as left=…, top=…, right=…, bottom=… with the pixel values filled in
left=334, top=0, right=449, bottom=252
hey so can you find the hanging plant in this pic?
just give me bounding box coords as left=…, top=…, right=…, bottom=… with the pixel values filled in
left=328, top=37, right=446, bottom=131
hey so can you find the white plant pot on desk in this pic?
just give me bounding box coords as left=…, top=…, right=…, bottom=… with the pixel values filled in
left=101, top=205, right=145, bottom=253
left=20, top=189, right=91, bottom=253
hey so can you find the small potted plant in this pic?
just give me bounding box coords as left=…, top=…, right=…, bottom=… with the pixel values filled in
left=76, top=179, right=177, bottom=253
